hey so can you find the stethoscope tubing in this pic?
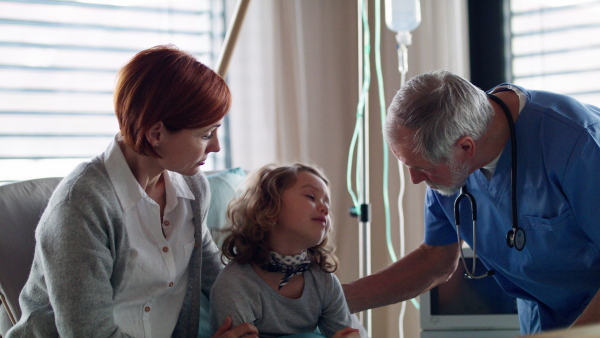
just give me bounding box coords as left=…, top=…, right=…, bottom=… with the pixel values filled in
left=453, top=93, right=526, bottom=279
left=487, top=94, right=519, bottom=234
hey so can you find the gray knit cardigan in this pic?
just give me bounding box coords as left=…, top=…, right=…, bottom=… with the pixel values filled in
left=6, top=155, right=223, bottom=338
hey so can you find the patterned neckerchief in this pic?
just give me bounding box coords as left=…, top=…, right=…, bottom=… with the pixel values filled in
left=261, top=251, right=311, bottom=290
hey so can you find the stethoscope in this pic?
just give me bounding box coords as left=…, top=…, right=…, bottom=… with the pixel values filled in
left=453, top=93, right=526, bottom=279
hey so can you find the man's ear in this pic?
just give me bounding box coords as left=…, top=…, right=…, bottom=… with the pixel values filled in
left=146, top=121, right=164, bottom=146
left=455, top=136, right=476, bottom=160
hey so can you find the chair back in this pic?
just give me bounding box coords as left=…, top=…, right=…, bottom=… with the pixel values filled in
left=0, top=177, right=61, bottom=335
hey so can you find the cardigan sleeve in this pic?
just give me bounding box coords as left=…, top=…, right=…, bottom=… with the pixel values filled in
left=9, top=164, right=133, bottom=338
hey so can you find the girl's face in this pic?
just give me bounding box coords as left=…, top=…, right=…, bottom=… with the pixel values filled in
left=156, top=120, right=222, bottom=176
left=269, top=171, right=331, bottom=255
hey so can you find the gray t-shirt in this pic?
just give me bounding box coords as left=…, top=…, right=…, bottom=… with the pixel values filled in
left=209, top=261, right=352, bottom=338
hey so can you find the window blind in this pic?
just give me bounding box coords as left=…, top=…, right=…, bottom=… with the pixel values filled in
left=510, top=0, right=600, bottom=106
left=0, top=0, right=226, bottom=183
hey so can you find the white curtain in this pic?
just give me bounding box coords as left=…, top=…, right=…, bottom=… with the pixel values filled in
left=226, top=1, right=359, bottom=168
left=224, top=1, right=469, bottom=337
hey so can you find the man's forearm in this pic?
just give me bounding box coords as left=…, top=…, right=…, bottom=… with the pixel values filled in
left=342, top=242, right=460, bottom=313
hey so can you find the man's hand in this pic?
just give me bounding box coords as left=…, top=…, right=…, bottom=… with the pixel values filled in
left=212, top=316, right=258, bottom=338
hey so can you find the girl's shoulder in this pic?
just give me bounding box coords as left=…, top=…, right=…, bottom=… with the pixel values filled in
left=307, top=265, right=340, bottom=289
left=215, top=261, right=258, bottom=285
left=219, top=260, right=246, bottom=275
left=211, top=261, right=266, bottom=301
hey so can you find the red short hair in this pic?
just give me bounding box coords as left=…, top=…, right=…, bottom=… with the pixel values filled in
left=114, top=44, right=231, bottom=157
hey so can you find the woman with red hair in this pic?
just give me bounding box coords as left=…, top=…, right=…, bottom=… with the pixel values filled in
left=7, top=45, right=257, bottom=338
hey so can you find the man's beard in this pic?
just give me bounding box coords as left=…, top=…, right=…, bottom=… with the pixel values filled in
left=426, top=157, right=470, bottom=196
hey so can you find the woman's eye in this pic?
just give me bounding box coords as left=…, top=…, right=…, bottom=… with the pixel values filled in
left=305, top=195, right=315, bottom=200
left=202, top=132, right=213, bottom=140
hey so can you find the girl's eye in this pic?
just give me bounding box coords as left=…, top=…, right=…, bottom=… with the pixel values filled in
left=306, top=195, right=315, bottom=200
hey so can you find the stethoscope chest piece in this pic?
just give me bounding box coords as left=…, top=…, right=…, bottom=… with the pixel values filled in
left=506, top=227, right=526, bottom=251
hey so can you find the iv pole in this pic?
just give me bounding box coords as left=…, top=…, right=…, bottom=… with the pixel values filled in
left=355, top=0, right=372, bottom=335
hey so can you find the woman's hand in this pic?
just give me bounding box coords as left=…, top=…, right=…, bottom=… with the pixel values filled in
left=212, top=316, right=259, bottom=338
left=331, top=327, right=361, bottom=338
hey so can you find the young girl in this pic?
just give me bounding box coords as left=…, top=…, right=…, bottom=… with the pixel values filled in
left=209, top=163, right=360, bottom=338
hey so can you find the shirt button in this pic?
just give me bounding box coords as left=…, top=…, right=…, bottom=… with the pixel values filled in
left=163, top=246, right=169, bottom=252
left=169, top=282, right=174, bottom=287
left=164, top=220, right=170, bottom=226
left=145, top=306, right=151, bottom=312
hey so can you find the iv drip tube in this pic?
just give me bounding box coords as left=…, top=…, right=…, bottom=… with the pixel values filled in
left=376, top=2, right=412, bottom=337
left=382, top=0, right=421, bottom=337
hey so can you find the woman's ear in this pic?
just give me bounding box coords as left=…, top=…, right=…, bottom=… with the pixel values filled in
left=146, top=121, right=164, bottom=147
left=455, top=136, right=476, bottom=160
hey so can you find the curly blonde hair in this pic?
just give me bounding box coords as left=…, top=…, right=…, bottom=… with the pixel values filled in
left=221, top=163, right=338, bottom=273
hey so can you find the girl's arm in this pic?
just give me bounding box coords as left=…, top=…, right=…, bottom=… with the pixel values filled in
left=209, top=264, right=258, bottom=335
left=317, top=272, right=356, bottom=337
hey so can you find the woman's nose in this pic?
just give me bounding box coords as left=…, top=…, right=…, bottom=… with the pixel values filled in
left=207, top=135, right=221, bottom=153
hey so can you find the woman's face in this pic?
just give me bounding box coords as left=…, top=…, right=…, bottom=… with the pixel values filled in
left=156, top=120, right=222, bottom=176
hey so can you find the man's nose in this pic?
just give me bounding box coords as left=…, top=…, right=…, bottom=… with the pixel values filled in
left=408, top=168, right=427, bottom=185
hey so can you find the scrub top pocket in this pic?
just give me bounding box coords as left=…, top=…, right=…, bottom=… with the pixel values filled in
left=522, top=209, right=597, bottom=271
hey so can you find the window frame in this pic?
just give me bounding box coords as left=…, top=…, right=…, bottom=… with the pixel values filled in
left=467, top=0, right=511, bottom=91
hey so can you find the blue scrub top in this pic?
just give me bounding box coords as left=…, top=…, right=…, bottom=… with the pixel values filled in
left=424, top=85, right=600, bottom=334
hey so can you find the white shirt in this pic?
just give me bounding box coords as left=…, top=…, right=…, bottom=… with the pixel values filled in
left=104, top=135, right=196, bottom=338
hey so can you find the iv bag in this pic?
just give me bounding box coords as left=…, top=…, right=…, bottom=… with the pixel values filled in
left=385, top=0, right=421, bottom=33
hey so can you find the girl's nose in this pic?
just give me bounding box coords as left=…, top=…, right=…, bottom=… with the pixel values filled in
left=320, top=202, right=329, bottom=215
